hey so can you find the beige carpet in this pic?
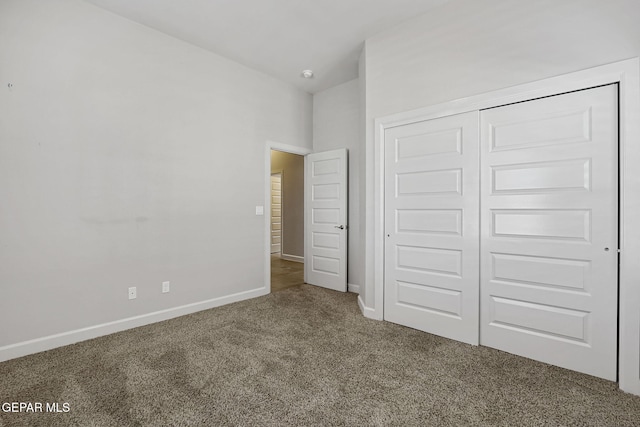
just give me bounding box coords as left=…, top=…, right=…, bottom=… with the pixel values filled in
left=1, top=284, right=640, bottom=426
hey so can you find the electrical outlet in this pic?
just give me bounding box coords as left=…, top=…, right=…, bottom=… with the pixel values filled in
left=162, top=281, right=170, bottom=293
left=128, top=286, right=137, bottom=300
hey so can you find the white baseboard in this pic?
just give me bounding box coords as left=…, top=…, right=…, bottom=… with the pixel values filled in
left=0, top=286, right=269, bottom=363
left=348, top=283, right=360, bottom=294
left=358, top=295, right=381, bottom=320
left=281, top=253, right=304, bottom=263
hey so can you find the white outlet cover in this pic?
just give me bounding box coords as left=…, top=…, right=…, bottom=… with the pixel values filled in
left=255, top=205, right=264, bottom=215
left=162, top=281, right=170, bottom=293
left=128, top=286, right=137, bottom=299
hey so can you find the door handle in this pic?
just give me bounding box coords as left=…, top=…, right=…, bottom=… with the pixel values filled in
left=334, top=225, right=345, bottom=230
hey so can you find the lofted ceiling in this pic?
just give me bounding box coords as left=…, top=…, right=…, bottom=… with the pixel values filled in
left=83, top=0, right=448, bottom=93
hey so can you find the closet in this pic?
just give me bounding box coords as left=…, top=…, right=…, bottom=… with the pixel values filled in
left=384, top=84, right=619, bottom=380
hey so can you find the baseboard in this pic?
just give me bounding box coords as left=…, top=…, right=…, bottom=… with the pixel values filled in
left=358, top=295, right=381, bottom=320
left=281, top=253, right=304, bottom=263
left=0, top=286, right=269, bottom=363
left=348, top=283, right=360, bottom=294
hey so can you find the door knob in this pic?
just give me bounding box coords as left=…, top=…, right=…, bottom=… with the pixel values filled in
left=334, top=225, right=345, bottom=230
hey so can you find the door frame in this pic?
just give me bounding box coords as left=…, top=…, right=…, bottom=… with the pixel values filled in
left=370, top=58, right=640, bottom=395
left=264, top=141, right=312, bottom=293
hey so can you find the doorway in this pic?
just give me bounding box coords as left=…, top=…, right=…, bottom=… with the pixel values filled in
left=264, top=142, right=349, bottom=294
left=270, top=149, right=305, bottom=292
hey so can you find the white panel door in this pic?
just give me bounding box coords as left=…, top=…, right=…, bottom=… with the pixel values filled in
left=384, top=111, right=480, bottom=345
left=305, top=149, right=348, bottom=292
left=480, top=85, right=618, bottom=380
left=270, top=173, right=282, bottom=254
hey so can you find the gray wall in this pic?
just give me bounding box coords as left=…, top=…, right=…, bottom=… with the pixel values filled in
left=0, top=0, right=312, bottom=348
left=270, top=150, right=304, bottom=258
left=361, top=0, right=640, bottom=307
left=312, top=79, right=362, bottom=288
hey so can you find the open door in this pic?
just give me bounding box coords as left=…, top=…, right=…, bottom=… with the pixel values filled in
left=304, top=149, right=348, bottom=292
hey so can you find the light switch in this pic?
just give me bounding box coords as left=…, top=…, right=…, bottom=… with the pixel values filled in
left=255, top=205, right=264, bottom=216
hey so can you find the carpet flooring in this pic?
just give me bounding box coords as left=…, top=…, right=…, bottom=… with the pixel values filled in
left=1, top=284, right=640, bottom=426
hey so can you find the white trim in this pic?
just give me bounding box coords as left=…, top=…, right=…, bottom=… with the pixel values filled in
left=370, top=58, right=640, bottom=395
left=0, top=286, right=268, bottom=362
left=281, top=253, right=304, bottom=263
left=265, top=141, right=312, bottom=293
left=348, top=283, right=360, bottom=294
left=617, top=59, right=640, bottom=396
left=358, top=294, right=380, bottom=320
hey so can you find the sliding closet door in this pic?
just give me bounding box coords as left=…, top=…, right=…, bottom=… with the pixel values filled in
left=384, top=112, right=480, bottom=345
left=479, top=85, right=619, bottom=380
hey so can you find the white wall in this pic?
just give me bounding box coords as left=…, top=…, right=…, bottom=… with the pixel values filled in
left=363, top=0, right=640, bottom=309
left=0, top=0, right=312, bottom=353
left=312, top=79, right=362, bottom=289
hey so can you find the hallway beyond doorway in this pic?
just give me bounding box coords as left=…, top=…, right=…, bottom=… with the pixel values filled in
left=271, top=255, right=304, bottom=292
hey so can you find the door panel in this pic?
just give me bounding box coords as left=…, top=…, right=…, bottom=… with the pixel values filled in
left=480, top=85, right=618, bottom=380
left=270, top=174, right=281, bottom=254
left=384, top=111, right=480, bottom=345
left=305, top=149, right=348, bottom=292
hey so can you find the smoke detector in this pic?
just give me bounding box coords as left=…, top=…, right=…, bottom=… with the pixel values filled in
left=301, top=69, right=314, bottom=79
